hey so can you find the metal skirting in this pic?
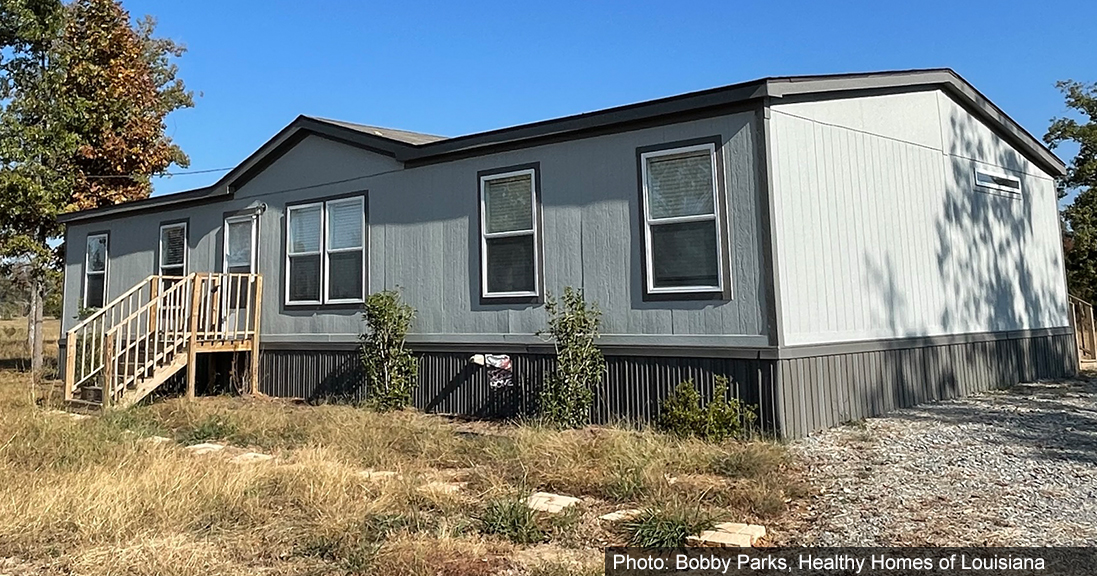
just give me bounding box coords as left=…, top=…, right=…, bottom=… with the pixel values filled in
left=258, top=349, right=777, bottom=426
left=257, top=331, right=1076, bottom=438
left=773, top=331, right=1077, bottom=438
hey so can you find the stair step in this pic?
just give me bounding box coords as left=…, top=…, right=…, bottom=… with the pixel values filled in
left=66, top=398, right=102, bottom=411
left=80, top=385, right=103, bottom=404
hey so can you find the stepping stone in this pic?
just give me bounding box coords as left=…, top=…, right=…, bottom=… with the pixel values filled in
left=359, top=469, right=400, bottom=482
left=598, top=508, right=643, bottom=523
left=687, top=530, right=753, bottom=548
left=140, top=436, right=173, bottom=445
left=184, top=443, right=225, bottom=455
left=526, top=492, right=580, bottom=514
left=418, top=481, right=466, bottom=495
left=686, top=522, right=767, bottom=547
left=713, top=522, right=766, bottom=544
left=230, top=452, right=274, bottom=464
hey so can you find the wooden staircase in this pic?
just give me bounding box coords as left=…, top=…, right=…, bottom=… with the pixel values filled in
left=64, top=273, right=263, bottom=409
left=1072, top=294, right=1097, bottom=369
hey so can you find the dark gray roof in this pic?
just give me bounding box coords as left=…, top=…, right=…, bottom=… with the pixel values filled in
left=304, top=117, right=446, bottom=145
left=59, top=68, right=1064, bottom=224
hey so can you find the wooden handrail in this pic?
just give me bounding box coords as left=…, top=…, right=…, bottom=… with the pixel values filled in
left=105, top=277, right=193, bottom=338
left=68, top=275, right=156, bottom=334
left=66, top=271, right=263, bottom=405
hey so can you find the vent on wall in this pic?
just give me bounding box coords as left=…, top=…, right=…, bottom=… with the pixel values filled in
left=974, top=169, right=1022, bottom=196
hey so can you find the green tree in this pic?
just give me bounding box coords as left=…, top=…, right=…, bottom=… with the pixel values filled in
left=0, top=0, right=192, bottom=376
left=1047, top=80, right=1097, bottom=302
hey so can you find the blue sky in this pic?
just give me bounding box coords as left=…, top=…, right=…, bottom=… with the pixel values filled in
left=126, top=0, right=1092, bottom=197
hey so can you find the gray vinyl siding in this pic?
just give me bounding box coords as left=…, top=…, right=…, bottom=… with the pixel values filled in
left=61, top=111, right=771, bottom=348
left=61, top=205, right=225, bottom=332
left=768, top=88, right=1069, bottom=347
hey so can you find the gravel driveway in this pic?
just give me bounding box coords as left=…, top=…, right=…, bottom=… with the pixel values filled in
left=781, top=375, right=1097, bottom=546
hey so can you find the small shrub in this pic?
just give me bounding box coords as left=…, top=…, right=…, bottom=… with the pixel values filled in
left=538, top=287, right=604, bottom=428
left=360, top=289, right=418, bottom=411
left=657, top=376, right=756, bottom=442
left=477, top=497, right=545, bottom=544
left=621, top=506, right=715, bottom=548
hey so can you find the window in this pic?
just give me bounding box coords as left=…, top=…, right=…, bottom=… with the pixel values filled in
left=225, top=215, right=257, bottom=274
left=974, top=168, right=1021, bottom=195
left=83, top=233, right=108, bottom=309
left=640, top=142, right=724, bottom=295
left=159, top=222, right=187, bottom=276
left=285, top=195, right=366, bottom=305
left=479, top=167, right=539, bottom=299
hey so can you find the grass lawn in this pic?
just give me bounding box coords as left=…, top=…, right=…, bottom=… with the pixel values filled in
left=0, top=328, right=805, bottom=575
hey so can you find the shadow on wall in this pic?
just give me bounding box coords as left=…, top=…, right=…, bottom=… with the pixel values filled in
left=858, top=104, right=1072, bottom=413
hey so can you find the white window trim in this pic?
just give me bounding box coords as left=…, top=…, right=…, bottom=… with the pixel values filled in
left=323, top=196, right=367, bottom=305
left=158, top=222, right=188, bottom=277
left=83, top=233, right=108, bottom=309
left=223, top=213, right=258, bottom=273
left=479, top=168, right=540, bottom=299
left=640, top=142, right=724, bottom=294
left=284, top=197, right=367, bottom=306
left=973, top=168, right=1022, bottom=195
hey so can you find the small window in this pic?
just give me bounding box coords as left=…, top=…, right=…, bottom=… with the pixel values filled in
left=285, top=195, right=366, bottom=305
left=83, top=233, right=108, bottom=309
left=974, top=169, right=1021, bottom=195
left=640, top=142, right=724, bottom=295
left=479, top=168, right=539, bottom=299
left=159, top=222, right=187, bottom=276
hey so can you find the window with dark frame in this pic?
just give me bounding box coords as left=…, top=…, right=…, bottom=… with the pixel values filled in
left=479, top=168, right=539, bottom=298
left=159, top=222, right=187, bottom=277
left=285, top=195, right=366, bottom=305
left=84, top=233, right=108, bottom=309
left=640, top=142, right=723, bottom=295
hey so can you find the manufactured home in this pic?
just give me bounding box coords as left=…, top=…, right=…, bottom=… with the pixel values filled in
left=57, top=69, right=1074, bottom=438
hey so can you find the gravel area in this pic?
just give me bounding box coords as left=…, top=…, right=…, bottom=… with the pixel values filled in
left=782, top=376, right=1097, bottom=546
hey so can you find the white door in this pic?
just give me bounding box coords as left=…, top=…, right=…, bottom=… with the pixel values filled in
left=222, top=214, right=258, bottom=336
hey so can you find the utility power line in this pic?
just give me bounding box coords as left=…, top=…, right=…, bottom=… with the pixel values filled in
left=83, top=167, right=233, bottom=179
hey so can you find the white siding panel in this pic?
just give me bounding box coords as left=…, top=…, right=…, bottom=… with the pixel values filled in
left=772, top=89, right=1069, bottom=346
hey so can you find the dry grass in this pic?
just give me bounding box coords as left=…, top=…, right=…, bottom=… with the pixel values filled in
left=0, top=317, right=61, bottom=374
left=0, top=367, right=804, bottom=575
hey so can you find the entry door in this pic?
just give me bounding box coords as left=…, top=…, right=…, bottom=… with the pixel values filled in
left=222, top=214, right=258, bottom=336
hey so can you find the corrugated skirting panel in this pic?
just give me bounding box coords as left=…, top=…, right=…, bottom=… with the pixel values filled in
left=258, top=350, right=778, bottom=427
left=258, top=332, right=1075, bottom=438
left=774, top=332, right=1077, bottom=438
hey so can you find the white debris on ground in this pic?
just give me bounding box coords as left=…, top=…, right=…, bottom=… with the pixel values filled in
left=786, top=378, right=1097, bottom=546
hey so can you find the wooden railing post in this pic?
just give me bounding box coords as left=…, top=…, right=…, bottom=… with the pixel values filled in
left=186, top=274, right=202, bottom=400
left=148, top=276, right=160, bottom=336
left=250, top=275, right=263, bottom=395
left=64, top=331, right=77, bottom=401
left=102, top=332, right=115, bottom=407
